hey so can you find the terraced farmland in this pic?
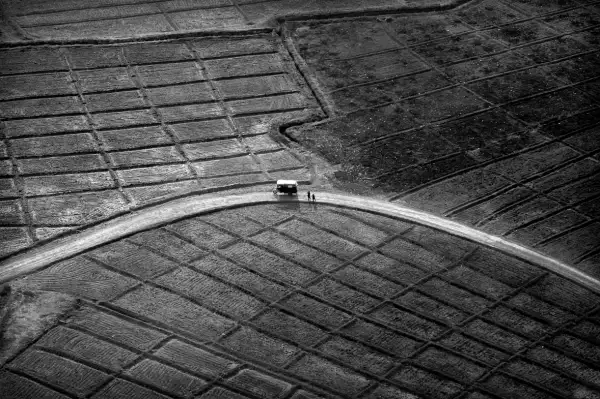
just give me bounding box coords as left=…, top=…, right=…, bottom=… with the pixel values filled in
left=0, top=34, right=320, bottom=258
left=287, top=0, right=600, bottom=276
left=2, top=204, right=600, bottom=398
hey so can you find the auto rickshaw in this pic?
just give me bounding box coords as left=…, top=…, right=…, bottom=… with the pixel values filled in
left=273, top=180, right=298, bottom=196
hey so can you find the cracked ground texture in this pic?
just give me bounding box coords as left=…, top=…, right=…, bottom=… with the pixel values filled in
left=2, top=203, right=600, bottom=399
left=1, top=0, right=600, bottom=398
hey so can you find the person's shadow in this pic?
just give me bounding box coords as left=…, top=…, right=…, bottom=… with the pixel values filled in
left=275, top=193, right=302, bottom=213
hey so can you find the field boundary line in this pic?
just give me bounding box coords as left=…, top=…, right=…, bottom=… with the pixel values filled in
left=1, top=192, right=599, bottom=294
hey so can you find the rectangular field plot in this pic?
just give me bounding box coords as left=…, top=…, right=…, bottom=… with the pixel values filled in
left=334, top=265, right=402, bottom=298
left=137, top=62, right=204, bottom=87
left=146, top=82, right=213, bottom=105
left=443, top=265, right=512, bottom=300
left=220, top=241, right=317, bottom=285
left=116, top=164, right=192, bottom=186
left=124, top=42, right=193, bottom=64
left=4, top=115, right=89, bottom=137
left=191, top=36, right=277, bottom=59
left=418, top=278, right=492, bottom=314
left=257, top=150, right=304, bottom=170
left=37, top=326, right=137, bottom=371
left=156, top=339, right=238, bottom=379
left=168, top=218, right=235, bottom=249
left=192, top=155, right=260, bottom=177
left=221, top=327, right=297, bottom=367
left=158, top=102, right=223, bottom=122
left=0, top=227, right=31, bottom=257
left=112, top=286, right=235, bottom=340
left=464, top=248, right=544, bottom=287
left=508, top=292, right=577, bottom=326
left=300, top=210, right=389, bottom=247
left=29, top=190, right=128, bottom=225
left=442, top=51, right=534, bottom=83
left=504, top=87, right=593, bottom=123
left=370, top=303, right=448, bottom=339
left=205, top=53, right=286, bottom=79
left=16, top=3, right=161, bottom=27
left=23, top=170, right=97, bottom=197
left=200, top=172, right=270, bottom=189
left=67, top=46, right=125, bottom=69
left=0, top=48, right=66, bottom=75
left=92, top=109, right=157, bottom=129
left=546, top=172, right=600, bottom=205
left=85, top=90, right=145, bottom=112
left=380, top=237, right=453, bottom=272
left=0, top=72, right=75, bottom=100
left=125, top=179, right=199, bottom=205
left=18, top=154, right=105, bottom=175
left=155, top=267, right=264, bottom=319
left=200, top=209, right=263, bottom=236
left=216, top=74, right=295, bottom=100
left=317, top=49, right=428, bottom=88
left=341, top=319, right=422, bottom=357
left=76, top=67, right=135, bottom=93
left=503, top=359, right=588, bottom=398
left=251, top=229, right=341, bottom=272
left=287, top=355, right=369, bottom=396
left=9, top=349, right=110, bottom=396
left=99, top=126, right=171, bottom=150
left=464, top=319, right=529, bottom=352
left=395, top=291, right=469, bottom=325
left=192, top=254, right=288, bottom=301
left=318, top=336, right=393, bottom=375
left=169, top=7, right=246, bottom=31
left=170, top=118, right=233, bottom=141
left=402, top=87, right=488, bottom=123
left=414, top=347, right=486, bottom=383
left=411, top=33, right=505, bottom=66
left=0, top=200, right=23, bottom=224
left=525, top=345, right=600, bottom=386
left=108, top=146, right=183, bottom=167
left=388, top=14, right=472, bottom=43
left=226, top=369, right=292, bottom=399
left=67, top=305, right=166, bottom=351
left=484, top=306, right=551, bottom=339
left=0, top=369, right=77, bottom=399
left=254, top=309, right=326, bottom=346
left=550, top=334, right=600, bottom=365
left=11, top=133, right=96, bottom=157
left=243, top=134, right=280, bottom=152
left=456, top=1, right=526, bottom=28
left=480, top=374, right=549, bottom=399
left=0, top=96, right=82, bottom=119
left=90, top=240, right=178, bottom=279
left=308, top=277, right=379, bottom=314
left=355, top=252, right=428, bottom=285
left=128, top=228, right=205, bottom=262
left=182, top=139, right=246, bottom=160
left=518, top=34, right=592, bottom=63
left=525, top=274, right=600, bottom=314
left=281, top=293, right=352, bottom=328
left=126, top=359, right=207, bottom=397
left=277, top=219, right=367, bottom=260
left=226, top=93, right=311, bottom=116
left=439, top=332, right=510, bottom=366
left=390, top=365, right=464, bottom=398
left=488, top=21, right=556, bottom=47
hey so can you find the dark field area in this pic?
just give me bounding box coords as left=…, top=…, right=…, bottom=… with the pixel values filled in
left=287, top=0, right=600, bottom=275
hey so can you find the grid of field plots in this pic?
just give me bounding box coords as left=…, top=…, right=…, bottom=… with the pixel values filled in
left=289, top=0, right=600, bottom=274
left=4, top=204, right=600, bottom=399
left=0, top=34, right=322, bottom=258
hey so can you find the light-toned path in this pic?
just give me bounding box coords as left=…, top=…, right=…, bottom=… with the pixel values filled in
left=2, top=191, right=599, bottom=293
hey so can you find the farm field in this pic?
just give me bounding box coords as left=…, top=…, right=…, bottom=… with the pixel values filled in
left=0, top=34, right=319, bottom=258
left=287, top=0, right=600, bottom=276
left=2, top=203, right=600, bottom=399
left=1, top=0, right=600, bottom=397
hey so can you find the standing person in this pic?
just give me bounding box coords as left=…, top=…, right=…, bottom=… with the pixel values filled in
left=312, top=193, right=316, bottom=203
left=307, top=190, right=311, bottom=201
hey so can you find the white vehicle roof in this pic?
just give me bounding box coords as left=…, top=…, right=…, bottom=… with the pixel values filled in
left=276, top=180, right=298, bottom=185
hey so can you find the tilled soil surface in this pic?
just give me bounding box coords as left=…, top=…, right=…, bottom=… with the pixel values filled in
left=3, top=204, right=600, bottom=399
left=0, top=34, right=320, bottom=258
left=287, top=0, right=600, bottom=276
